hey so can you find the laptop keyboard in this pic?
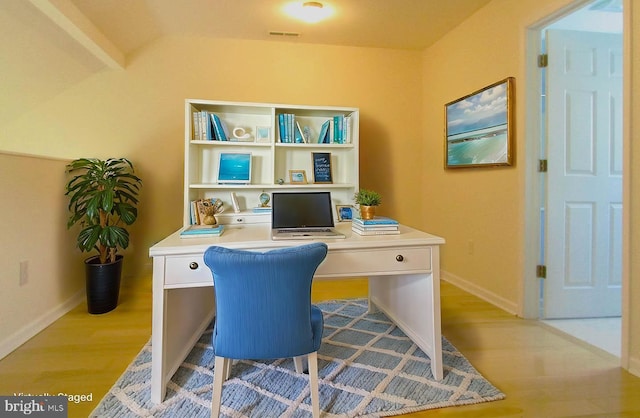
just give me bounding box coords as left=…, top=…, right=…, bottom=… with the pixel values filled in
left=278, top=228, right=331, bottom=233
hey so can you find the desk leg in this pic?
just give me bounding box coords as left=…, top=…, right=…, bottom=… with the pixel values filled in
left=151, top=256, right=167, bottom=404
left=151, top=258, right=216, bottom=404
left=368, top=270, right=443, bottom=381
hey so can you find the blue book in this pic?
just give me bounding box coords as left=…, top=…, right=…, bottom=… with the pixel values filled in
left=287, top=114, right=294, bottom=143
left=318, top=120, right=330, bottom=143
left=333, top=115, right=344, bottom=143
left=180, top=225, right=224, bottom=238
left=294, top=121, right=304, bottom=143
left=211, top=114, right=227, bottom=141
left=252, top=207, right=272, bottom=213
left=278, top=114, right=286, bottom=142
left=201, top=110, right=213, bottom=140
left=353, top=216, right=399, bottom=225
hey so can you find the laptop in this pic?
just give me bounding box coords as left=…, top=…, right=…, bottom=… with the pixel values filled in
left=271, top=192, right=346, bottom=240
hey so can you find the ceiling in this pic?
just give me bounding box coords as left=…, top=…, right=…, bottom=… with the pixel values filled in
left=2, top=0, right=493, bottom=126
left=66, top=0, right=492, bottom=55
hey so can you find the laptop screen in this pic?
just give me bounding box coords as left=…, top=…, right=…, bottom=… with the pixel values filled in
left=272, top=192, right=335, bottom=228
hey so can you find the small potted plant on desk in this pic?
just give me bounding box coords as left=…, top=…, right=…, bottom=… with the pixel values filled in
left=354, top=188, right=381, bottom=220
left=65, top=158, right=142, bottom=314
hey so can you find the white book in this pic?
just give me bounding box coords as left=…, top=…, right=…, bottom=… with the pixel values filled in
left=352, top=227, right=400, bottom=236
left=351, top=223, right=399, bottom=231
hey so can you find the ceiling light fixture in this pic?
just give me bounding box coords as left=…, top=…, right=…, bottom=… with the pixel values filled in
left=303, top=2, right=323, bottom=9
left=283, top=1, right=334, bottom=24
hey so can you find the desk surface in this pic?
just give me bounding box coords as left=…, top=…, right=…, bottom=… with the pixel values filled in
left=150, top=223, right=445, bottom=257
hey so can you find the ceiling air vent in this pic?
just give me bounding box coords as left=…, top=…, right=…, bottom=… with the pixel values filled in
left=269, top=31, right=300, bottom=38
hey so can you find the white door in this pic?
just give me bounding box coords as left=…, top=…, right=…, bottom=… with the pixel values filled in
left=543, top=29, right=623, bottom=319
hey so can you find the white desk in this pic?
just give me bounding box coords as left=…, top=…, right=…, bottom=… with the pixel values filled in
left=149, top=223, right=445, bottom=404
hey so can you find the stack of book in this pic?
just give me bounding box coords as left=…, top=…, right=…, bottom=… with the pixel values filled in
left=277, top=113, right=352, bottom=144
left=192, top=111, right=229, bottom=141
left=352, top=216, right=400, bottom=235
left=252, top=206, right=272, bottom=214
left=179, top=224, right=224, bottom=239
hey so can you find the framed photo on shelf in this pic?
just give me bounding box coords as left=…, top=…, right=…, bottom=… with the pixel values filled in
left=444, top=77, right=514, bottom=168
left=336, top=205, right=354, bottom=222
left=256, top=126, right=271, bottom=143
left=312, top=152, right=332, bottom=183
left=217, top=153, right=252, bottom=184
left=289, top=169, right=308, bottom=184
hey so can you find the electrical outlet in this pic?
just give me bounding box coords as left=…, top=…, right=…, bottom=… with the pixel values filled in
left=19, top=260, right=29, bottom=286
left=467, top=240, right=474, bottom=255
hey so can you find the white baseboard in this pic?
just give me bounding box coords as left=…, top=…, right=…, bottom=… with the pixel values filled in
left=441, top=269, right=519, bottom=316
left=628, top=354, right=640, bottom=378
left=0, top=290, right=85, bottom=360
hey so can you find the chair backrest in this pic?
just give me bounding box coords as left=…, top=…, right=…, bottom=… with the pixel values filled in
left=203, top=242, right=328, bottom=360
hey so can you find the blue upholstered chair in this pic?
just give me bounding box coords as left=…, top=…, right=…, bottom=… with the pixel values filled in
left=203, top=242, right=328, bottom=418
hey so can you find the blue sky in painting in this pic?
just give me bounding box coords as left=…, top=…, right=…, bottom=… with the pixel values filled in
left=446, top=82, right=508, bottom=136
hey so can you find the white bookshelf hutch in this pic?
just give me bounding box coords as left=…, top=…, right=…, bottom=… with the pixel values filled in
left=183, top=100, right=360, bottom=226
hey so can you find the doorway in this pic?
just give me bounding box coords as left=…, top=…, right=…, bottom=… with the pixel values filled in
left=534, top=0, right=623, bottom=356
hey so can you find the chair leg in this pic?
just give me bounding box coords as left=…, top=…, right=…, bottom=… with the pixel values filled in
left=308, top=351, right=320, bottom=418
left=293, top=356, right=306, bottom=373
left=211, top=356, right=228, bottom=418
left=224, top=358, right=232, bottom=380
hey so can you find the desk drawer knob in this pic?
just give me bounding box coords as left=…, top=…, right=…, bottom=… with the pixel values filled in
left=189, top=262, right=199, bottom=270
left=396, top=255, right=404, bottom=262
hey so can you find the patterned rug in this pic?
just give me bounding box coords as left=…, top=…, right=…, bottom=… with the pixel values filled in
left=91, top=299, right=505, bottom=417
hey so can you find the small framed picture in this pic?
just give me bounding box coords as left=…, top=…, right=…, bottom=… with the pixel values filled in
left=289, top=169, right=308, bottom=184
left=256, top=126, right=271, bottom=143
left=312, top=152, right=333, bottom=184
left=336, top=205, right=354, bottom=222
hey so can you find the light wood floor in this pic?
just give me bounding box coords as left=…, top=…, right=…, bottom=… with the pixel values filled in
left=1, top=277, right=639, bottom=417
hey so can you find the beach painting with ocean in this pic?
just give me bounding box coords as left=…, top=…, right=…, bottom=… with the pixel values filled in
left=445, top=78, right=513, bottom=168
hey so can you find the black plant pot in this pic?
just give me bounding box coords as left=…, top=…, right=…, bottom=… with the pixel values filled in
left=85, top=255, right=123, bottom=314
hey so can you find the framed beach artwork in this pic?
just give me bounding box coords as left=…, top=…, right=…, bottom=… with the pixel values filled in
left=288, top=169, right=308, bottom=184
left=444, top=77, right=514, bottom=168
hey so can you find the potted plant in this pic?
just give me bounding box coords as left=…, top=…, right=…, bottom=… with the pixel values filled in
left=354, top=189, right=381, bottom=220
left=65, top=158, right=142, bottom=314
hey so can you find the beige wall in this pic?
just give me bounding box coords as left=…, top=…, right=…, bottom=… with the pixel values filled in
left=421, top=0, right=639, bottom=373
left=0, top=35, right=423, bottom=355
left=2, top=37, right=423, bottom=277
left=420, top=0, right=571, bottom=308
left=0, top=153, right=85, bottom=357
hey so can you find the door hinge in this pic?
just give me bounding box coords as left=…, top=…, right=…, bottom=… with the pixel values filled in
left=536, top=265, right=547, bottom=279
left=539, top=159, right=548, bottom=172
left=538, top=54, right=548, bottom=68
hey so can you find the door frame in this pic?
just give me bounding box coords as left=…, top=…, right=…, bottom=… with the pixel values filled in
left=522, top=0, right=631, bottom=367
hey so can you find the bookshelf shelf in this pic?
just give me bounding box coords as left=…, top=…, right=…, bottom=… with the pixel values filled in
left=184, top=99, right=360, bottom=226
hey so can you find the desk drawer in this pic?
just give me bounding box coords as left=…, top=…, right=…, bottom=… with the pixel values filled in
left=216, top=212, right=270, bottom=225
left=316, top=246, right=431, bottom=277
left=165, top=255, right=211, bottom=286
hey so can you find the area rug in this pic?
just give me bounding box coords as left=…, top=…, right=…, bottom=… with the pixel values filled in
left=91, top=299, right=504, bottom=417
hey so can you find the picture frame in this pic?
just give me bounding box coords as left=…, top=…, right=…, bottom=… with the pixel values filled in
left=336, top=205, right=354, bottom=222
left=444, top=77, right=514, bottom=168
left=288, top=169, right=308, bottom=184
left=217, top=152, right=252, bottom=184
left=312, top=152, right=333, bottom=183
left=256, top=126, right=271, bottom=143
